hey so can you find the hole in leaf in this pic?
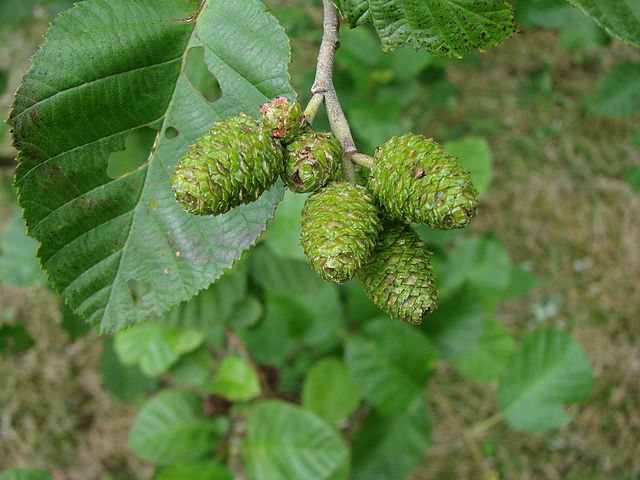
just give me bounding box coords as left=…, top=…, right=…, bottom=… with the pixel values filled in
left=149, top=198, right=158, bottom=211
left=185, top=47, right=221, bottom=103
left=126, top=279, right=151, bottom=308
left=164, top=126, right=179, bottom=139
left=107, top=127, right=157, bottom=179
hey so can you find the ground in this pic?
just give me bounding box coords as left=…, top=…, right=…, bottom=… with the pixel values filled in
left=1, top=5, right=639, bottom=480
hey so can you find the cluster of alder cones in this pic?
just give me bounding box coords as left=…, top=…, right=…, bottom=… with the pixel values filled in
left=170, top=98, right=478, bottom=324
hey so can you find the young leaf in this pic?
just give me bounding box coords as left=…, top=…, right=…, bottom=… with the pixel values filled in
left=345, top=321, right=438, bottom=416
left=206, top=355, right=262, bottom=402
left=0, top=469, right=50, bottom=480
left=351, top=399, right=431, bottom=480
left=497, top=328, right=595, bottom=432
left=566, top=0, right=640, bottom=48
left=242, top=400, right=350, bottom=480
left=114, top=323, right=204, bottom=377
left=156, top=461, right=232, bottom=480
left=0, top=211, right=46, bottom=287
left=334, top=0, right=518, bottom=57
left=591, top=63, right=640, bottom=117
left=302, top=357, right=361, bottom=425
left=128, top=390, right=222, bottom=465
left=8, top=0, right=295, bottom=333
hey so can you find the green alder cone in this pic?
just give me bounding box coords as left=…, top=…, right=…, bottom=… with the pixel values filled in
left=170, top=113, right=284, bottom=216
left=259, top=97, right=308, bottom=144
left=369, top=134, right=478, bottom=229
left=300, top=182, right=382, bottom=283
left=282, top=131, right=342, bottom=193
left=357, top=220, right=438, bottom=325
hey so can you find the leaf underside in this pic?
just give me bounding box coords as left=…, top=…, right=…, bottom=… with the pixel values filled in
left=8, top=0, right=295, bottom=333
left=334, top=0, right=519, bottom=57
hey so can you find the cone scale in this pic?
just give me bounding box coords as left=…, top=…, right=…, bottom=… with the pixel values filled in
left=300, top=182, right=381, bottom=283
left=357, top=221, right=438, bottom=325
left=369, top=134, right=478, bottom=230
left=282, top=131, right=342, bottom=193
left=170, top=113, right=283, bottom=216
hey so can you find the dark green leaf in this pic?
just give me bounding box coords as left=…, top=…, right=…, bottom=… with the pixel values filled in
left=445, top=136, right=493, bottom=196
left=60, top=302, right=92, bottom=339
left=454, top=318, right=515, bottom=382
left=263, top=284, right=344, bottom=352
left=156, top=461, right=232, bottom=480
left=226, top=295, right=263, bottom=330
left=351, top=399, right=431, bottom=480
left=440, top=234, right=512, bottom=296
left=249, top=247, right=322, bottom=293
left=158, top=259, right=248, bottom=341
left=336, top=26, right=436, bottom=90
left=168, top=346, right=212, bottom=389
left=421, top=283, right=486, bottom=358
left=240, top=307, right=297, bottom=367
left=335, top=0, right=518, bottom=57
left=129, top=390, right=222, bottom=464
left=557, top=11, right=609, bottom=49
left=625, top=167, right=640, bottom=192
left=242, top=400, right=349, bottom=480
left=0, top=211, right=46, bottom=287
left=345, top=320, right=438, bottom=416
left=302, top=357, right=361, bottom=425
left=591, top=63, right=640, bottom=117
left=261, top=190, right=307, bottom=261
left=0, top=70, right=8, bottom=95
left=101, top=338, right=157, bottom=402
left=0, top=469, right=50, bottom=480
left=566, top=0, right=640, bottom=48
left=8, top=0, right=294, bottom=333
left=206, top=355, right=261, bottom=402
left=0, top=325, right=35, bottom=354
left=344, top=280, right=382, bottom=325
left=498, top=328, right=595, bottom=432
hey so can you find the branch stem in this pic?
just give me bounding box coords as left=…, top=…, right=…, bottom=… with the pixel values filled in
left=303, top=93, right=324, bottom=123
left=311, top=0, right=357, bottom=184
left=351, top=153, right=374, bottom=169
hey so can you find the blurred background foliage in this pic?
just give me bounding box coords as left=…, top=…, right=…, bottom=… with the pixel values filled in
left=0, top=0, right=639, bottom=479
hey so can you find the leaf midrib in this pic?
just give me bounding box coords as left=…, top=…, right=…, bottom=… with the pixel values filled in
left=502, top=338, right=573, bottom=414
left=98, top=19, right=200, bottom=332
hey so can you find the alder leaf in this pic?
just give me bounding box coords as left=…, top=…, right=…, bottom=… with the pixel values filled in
left=497, top=328, right=594, bottom=432
left=334, top=0, right=518, bottom=57
left=242, top=400, right=349, bottom=480
left=566, top=0, right=640, bottom=48
left=8, top=0, right=295, bottom=333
